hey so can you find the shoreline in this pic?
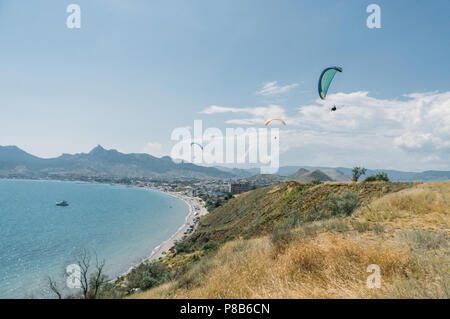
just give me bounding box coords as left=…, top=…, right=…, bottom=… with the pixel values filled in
left=119, top=187, right=208, bottom=279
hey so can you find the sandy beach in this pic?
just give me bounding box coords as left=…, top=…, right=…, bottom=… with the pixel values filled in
left=141, top=189, right=208, bottom=263
left=114, top=187, right=208, bottom=281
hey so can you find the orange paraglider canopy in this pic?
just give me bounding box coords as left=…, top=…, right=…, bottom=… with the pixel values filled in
left=265, top=118, right=286, bottom=126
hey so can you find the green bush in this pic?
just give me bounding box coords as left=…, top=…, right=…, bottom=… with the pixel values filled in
left=175, top=240, right=192, bottom=254
left=322, top=192, right=360, bottom=217
left=202, top=241, right=219, bottom=251
left=127, top=261, right=171, bottom=290
left=223, top=192, right=234, bottom=200
left=365, top=172, right=390, bottom=182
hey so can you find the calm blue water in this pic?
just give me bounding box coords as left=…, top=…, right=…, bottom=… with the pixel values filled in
left=0, top=179, right=189, bottom=298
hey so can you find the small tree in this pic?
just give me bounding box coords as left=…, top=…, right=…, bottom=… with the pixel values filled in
left=47, top=249, right=108, bottom=299
left=88, top=255, right=108, bottom=298
left=77, top=249, right=91, bottom=298
left=352, top=167, right=367, bottom=182
left=47, top=276, right=62, bottom=299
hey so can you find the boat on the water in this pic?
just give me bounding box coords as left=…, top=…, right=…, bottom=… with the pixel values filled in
left=56, top=200, right=69, bottom=207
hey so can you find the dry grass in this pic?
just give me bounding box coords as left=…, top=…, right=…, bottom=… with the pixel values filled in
left=357, top=182, right=449, bottom=228
left=134, top=234, right=414, bottom=299
left=132, top=182, right=449, bottom=299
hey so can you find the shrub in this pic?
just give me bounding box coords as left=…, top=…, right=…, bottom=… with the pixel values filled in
left=322, top=192, right=360, bottom=217
left=365, top=172, right=390, bottom=182
left=223, top=192, right=234, bottom=200
left=175, top=240, right=192, bottom=254
left=339, top=192, right=361, bottom=216
left=127, top=261, right=171, bottom=290
left=202, top=241, right=219, bottom=251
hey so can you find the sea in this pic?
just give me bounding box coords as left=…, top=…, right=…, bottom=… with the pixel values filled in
left=0, top=179, right=189, bottom=298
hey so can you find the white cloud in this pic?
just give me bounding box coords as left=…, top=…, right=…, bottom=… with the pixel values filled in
left=201, top=104, right=286, bottom=126
left=256, top=81, right=299, bottom=97
left=293, top=91, right=450, bottom=155
left=142, top=142, right=166, bottom=158
left=200, top=90, right=450, bottom=170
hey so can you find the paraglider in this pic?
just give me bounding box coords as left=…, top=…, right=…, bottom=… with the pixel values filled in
left=318, top=66, right=342, bottom=100
left=190, top=142, right=203, bottom=150
left=331, top=105, right=337, bottom=112
left=265, top=118, right=286, bottom=126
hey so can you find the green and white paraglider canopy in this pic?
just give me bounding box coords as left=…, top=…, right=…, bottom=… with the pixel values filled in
left=318, top=66, right=343, bottom=100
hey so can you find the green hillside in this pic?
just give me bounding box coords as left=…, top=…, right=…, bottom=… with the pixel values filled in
left=188, top=181, right=413, bottom=248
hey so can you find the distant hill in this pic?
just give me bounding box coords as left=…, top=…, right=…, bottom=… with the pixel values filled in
left=276, top=165, right=449, bottom=182
left=320, top=169, right=351, bottom=181
left=214, top=165, right=449, bottom=182
left=288, top=169, right=334, bottom=182
left=0, top=145, right=233, bottom=180
left=289, top=168, right=309, bottom=177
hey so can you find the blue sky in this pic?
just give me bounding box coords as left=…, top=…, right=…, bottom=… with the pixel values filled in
left=0, top=0, right=449, bottom=170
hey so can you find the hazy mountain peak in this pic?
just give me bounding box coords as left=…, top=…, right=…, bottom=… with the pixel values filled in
left=89, top=145, right=107, bottom=154
left=295, top=168, right=309, bottom=175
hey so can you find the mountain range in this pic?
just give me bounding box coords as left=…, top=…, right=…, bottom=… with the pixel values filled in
left=0, top=145, right=232, bottom=180
left=0, top=145, right=449, bottom=182
left=218, top=165, right=450, bottom=182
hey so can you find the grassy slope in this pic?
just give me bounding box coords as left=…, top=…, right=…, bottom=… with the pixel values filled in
left=188, top=181, right=413, bottom=248
left=133, top=181, right=449, bottom=299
